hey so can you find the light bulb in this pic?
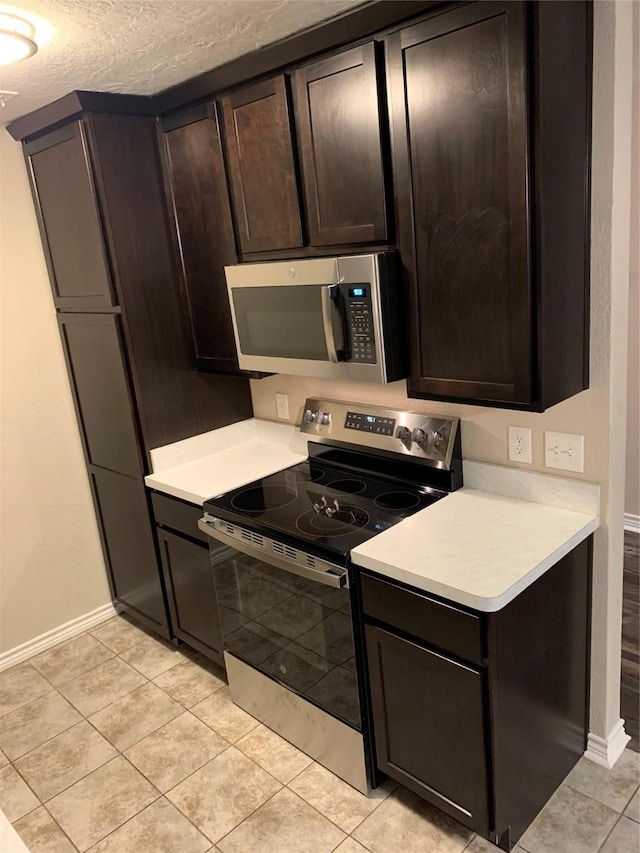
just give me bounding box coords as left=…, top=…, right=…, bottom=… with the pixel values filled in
left=0, top=12, right=37, bottom=67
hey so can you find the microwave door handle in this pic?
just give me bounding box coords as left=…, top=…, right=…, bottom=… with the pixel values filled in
left=321, top=285, right=344, bottom=363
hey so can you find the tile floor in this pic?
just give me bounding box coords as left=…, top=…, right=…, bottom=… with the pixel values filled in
left=0, top=615, right=638, bottom=853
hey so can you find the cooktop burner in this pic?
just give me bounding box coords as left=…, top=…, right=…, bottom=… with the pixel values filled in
left=206, top=453, right=446, bottom=563
left=231, top=484, right=298, bottom=513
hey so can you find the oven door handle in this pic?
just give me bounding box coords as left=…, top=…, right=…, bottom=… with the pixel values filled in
left=198, top=517, right=348, bottom=589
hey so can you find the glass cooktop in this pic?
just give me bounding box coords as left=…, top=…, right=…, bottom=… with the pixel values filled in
left=204, top=455, right=446, bottom=564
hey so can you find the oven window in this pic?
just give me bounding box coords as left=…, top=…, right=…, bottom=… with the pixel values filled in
left=213, top=548, right=361, bottom=728
left=231, top=286, right=329, bottom=361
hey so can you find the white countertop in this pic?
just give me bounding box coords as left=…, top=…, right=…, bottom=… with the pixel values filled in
left=145, top=419, right=308, bottom=505
left=146, top=421, right=599, bottom=613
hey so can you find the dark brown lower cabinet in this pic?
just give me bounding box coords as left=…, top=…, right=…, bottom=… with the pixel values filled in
left=152, top=493, right=224, bottom=668
left=365, top=625, right=489, bottom=834
left=90, top=467, right=170, bottom=637
left=360, top=538, right=592, bottom=851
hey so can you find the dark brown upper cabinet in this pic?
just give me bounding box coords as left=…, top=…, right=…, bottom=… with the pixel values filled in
left=26, top=122, right=114, bottom=309
left=222, top=76, right=303, bottom=254
left=293, top=42, right=388, bottom=247
left=162, top=104, right=240, bottom=373
left=387, top=0, right=592, bottom=411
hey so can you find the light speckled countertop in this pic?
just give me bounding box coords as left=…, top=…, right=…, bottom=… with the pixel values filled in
left=146, top=421, right=599, bottom=613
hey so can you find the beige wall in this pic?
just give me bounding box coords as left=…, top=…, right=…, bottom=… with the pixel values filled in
left=252, top=0, right=634, bottom=748
left=625, top=0, right=639, bottom=522
left=0, top=131, right=110, bottom=655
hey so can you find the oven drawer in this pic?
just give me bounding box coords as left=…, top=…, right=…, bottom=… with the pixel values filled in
left=360, top=572, right=484, bottom=665
left=151, top=492, right=208, bottom=544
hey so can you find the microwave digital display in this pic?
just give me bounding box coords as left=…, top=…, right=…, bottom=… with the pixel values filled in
left=349, top=287, right=367, bottom=298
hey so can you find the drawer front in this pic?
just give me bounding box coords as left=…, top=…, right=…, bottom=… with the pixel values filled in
left=360, top=572, right=484, bottom=665
left=151, top=492, right=207, bottom=544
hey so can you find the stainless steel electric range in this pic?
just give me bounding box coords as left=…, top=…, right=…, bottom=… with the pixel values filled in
left=198, top=398, right=463, bottom=793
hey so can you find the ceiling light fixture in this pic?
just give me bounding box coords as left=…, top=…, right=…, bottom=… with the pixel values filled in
left=0, top=11, right=37, bottom=66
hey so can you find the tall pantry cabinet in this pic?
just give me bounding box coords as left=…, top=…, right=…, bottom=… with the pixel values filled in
left=22, top=102, right=253, bottom=637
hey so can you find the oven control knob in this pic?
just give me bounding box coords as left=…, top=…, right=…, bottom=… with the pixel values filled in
left=317, top=411, right=330, bottom=425
left=431, top=429, right=445, bottom=446
left=412, top=427, right=427, bottom=445
left=396, top=425, right=411, bottom=442
left=303, top=409, right=316, bottom=423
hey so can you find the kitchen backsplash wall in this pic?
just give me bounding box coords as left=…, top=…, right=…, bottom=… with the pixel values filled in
left=250, top=372, right=608, bottom=490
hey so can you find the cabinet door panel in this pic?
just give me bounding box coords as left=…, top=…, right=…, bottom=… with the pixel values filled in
left=25, top=122, right=114, bottom=308
left=59, top=313, right=142, bottom=477
left=365, top=624, right=489, bottom=834
left=388, top=2, right=530, bottom=404
left=163, top=106, right=240, bottom=373
left=91, top=467, right=170, bottom=634
left=158, top=528, right=223, bottom=665
left=222, top=76, right=303, bottom=253
left=295, top=43, right=387, bottom=246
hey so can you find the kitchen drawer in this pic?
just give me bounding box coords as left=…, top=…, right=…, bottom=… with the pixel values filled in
left=151, top=492, right=207, bottom=544
left=360, top=572, right=484, bottom=665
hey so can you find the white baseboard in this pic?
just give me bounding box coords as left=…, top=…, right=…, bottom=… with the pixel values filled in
left=0, top=602, right=119, bottom=672
left=624, top=513, right=640, bottom=533
left=585, top=719, right=631, bottom=768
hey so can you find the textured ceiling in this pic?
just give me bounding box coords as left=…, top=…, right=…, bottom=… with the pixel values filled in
left=0, top=0, right=365, bottom=122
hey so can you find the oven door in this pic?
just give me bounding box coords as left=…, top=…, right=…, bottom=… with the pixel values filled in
left=198, top=515, right=361, bottom=729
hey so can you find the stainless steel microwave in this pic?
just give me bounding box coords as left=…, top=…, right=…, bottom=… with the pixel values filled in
left=225, top=252, right=405, bottom=382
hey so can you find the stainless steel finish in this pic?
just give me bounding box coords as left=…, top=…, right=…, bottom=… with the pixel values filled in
left=321, top=285, right=341, bottom=363
left=198, top=516, right=348, bottom=589
left=300, top=397, right=460, bottom=470
left=224, top=253, right=400, bottom=383
left=336, top=254, right=387, bottom=383
left=225, top=651, right=370, bottom=794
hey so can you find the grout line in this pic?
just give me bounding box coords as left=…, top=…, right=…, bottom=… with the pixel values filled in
left=41, top=802, right=82, bottom=852
left=563, top=782, right=636, bottom=817
left=596, top=811, right=623, bottom=852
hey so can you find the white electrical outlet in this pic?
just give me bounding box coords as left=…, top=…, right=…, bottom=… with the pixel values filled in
left=508, top=426, right=532, bottom=464
left=544, top=431, right=584, bottom=473
left=275, top=392, right=289, bottom=420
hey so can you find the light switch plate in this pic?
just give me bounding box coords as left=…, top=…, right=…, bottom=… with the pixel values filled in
left=544, top=431, right=584, bottom=473
left=508, top=426, right=532, bottom=464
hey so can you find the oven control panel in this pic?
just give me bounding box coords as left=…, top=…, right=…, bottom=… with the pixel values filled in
left=343, top=286, right=376, bottom=364
left=300, top=397, right=460, bottom=471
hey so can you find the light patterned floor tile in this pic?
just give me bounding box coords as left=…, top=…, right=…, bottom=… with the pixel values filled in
left=13, top=806, right=77, bottom=853
left=87, top=797, right=210, bottom=853
left=167, top=745, right=281, bottom=842
left=218, top=787, right=345, bottom=853
left=0, top=748, right=8, bottom=768
left=14, top=720, right=117, bottom=802
left=353, top=785, right=473, bottom=853
left=88, top=682, right=182, bottom=751
left=518, top=785, right=619, bottom=853
left=334, top=839, right=370, bottom=853
left=153, top=657, right=226, bottom=707
left=125, top=712, right=228, bottom=792
left=289, top=762, right=394, bottom=833
left=191, top=687, right=260, bottom=742
left=236, top=724, right=312, bottom=784
left=119, top=634, right=180, bottom=679
left=565, top=751, right=640, bottom=812
left=0, top=691, right=82, bottom=760
left=599, top=816, right=640, bottom=852
left=0, top=663, right=53, bottom=718
left=624, top=787, right=640, bottom=823
left=464, top=837, right=499, bottom=851
left=59, top=657, right=146, bottom=716
left=30, top=635, right=114, bottom=687
left=90, top=617, right=145, bottom=655
left=0, top=764, right=39, bottom=823
left=46, top=756, right=158, bottom=851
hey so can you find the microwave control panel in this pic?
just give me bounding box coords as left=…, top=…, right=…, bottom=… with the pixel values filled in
left=344, top=286, right=376, bottom=364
